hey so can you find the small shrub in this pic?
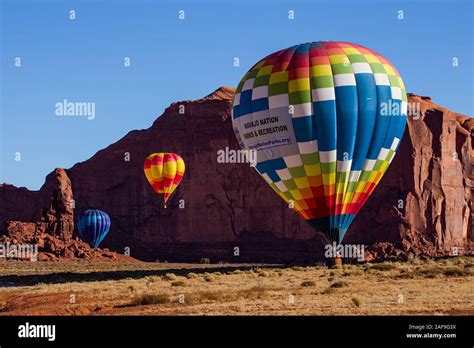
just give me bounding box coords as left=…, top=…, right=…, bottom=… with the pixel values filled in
left=330, top=281, right=348, bottom=288
left=200, top=258, right=210, bottom=264
left=231, top=270, right=243, bottom=275
left=370, top=263, right=398, bottom=271
left=239, top=286, right=268, bottom=299
left=352, top=296, right=363, bottom=307
left=300, top=280, right=316, bottom=287
left=343, top=269, right=363, bottom=276
left=292, top=266, right=305, bottom=271
left=186, top=272, right=198, bottom=279
left=394, top=272, right=415, bottom=279
left=130, top=293, right=170, bottom=306
left=417, top=267, right=443, bottom=278
left=171, top=280, right=186, bottom=287
left=196, top=291, right=225, bottom=302
left=204, top=275, right=214, bottom=282
left=258, top=271, right=270, bottom=277
left=322, top=287, right=336, bottom=295
left=163, top=273, right=177, bottom=281
left=408, top=258, right=422, bottom=265
left=443, top=267, right=465, bottom=277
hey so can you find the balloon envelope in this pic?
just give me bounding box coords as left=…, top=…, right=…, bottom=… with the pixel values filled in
left=144, top=152, right=185, bottom=205
left=77, top=210, right=111, bottom=248
left=232, top=41, right=407, bottom=243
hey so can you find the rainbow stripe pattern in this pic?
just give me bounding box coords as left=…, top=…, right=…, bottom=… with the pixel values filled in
left=144, top=153, right=185, bottom=205
left=232, top=41, right=407, bottom=242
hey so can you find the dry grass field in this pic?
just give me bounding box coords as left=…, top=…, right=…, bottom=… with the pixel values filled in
left=0, top=257, right=472, bottom=315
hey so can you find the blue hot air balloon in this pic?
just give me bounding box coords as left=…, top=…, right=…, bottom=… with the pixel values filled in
left=77, top=210, right=111, bottom=248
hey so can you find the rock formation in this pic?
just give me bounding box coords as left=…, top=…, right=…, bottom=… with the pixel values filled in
left=0, top=87, right=472, bottom=262
left=39, top=168, right=74, bottom=239
left=0, top=169, right=138, bottom=262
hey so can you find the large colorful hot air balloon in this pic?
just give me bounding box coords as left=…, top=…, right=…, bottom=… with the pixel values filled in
left=144, top=153, right=185, bottom=207
left=77, top=210, right=111, bottom=249
left=232, top=41, right=407, bottom=243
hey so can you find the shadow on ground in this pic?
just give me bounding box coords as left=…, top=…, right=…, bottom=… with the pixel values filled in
left=0, top=265, right=284, bottom=287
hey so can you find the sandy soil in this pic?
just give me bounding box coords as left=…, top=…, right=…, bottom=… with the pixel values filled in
left=0, top=257, right=472, bottom=315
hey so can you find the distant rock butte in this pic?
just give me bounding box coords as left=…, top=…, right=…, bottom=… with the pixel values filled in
left=0, top=169, right=139, bottom=262
left=0, top=87, right=472, bottom=262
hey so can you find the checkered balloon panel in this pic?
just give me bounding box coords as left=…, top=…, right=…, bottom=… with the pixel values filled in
left=232, top=41, right=407, bottom=242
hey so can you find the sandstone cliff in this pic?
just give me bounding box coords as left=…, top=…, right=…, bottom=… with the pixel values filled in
left=0, top=169, right=138, bottom=262
left=0, top=87, right=472, bottom=262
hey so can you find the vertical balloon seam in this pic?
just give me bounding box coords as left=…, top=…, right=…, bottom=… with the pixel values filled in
left=90, top=211, right=95, bottom=248
left=351, top=52, right=398, bottom=216
left=87, top=211, right=93, bottom=248
left=174, top=155, right=186, bottom=196
left=87, top=211, right=93, bottom=247
left=98, top=212, right=110, bottom=247
left=305, top=42, right=330, bottom=241
left=281, top=44, right=301, bottom=212
left=338, top=42, right=379, bottom=236
left=91, top=211, right=97, bottom=248
left=95, top=211, right=101, bottom=248
left=165, top=153, right=182, bottom=204
left=270, top=46, right=299, bottom=205
left=307, top=42, right=324, bottom=225
left=96, top=211, right=104, bottom=248
left=163, top=153, right=173, bottom=201
left=332, top=41, right=359, bottom=240
left=344, top=49, right=407, bottom=237
left=169, top=153, right=179, bottom=201
left=157, top=152, right=165, bottom=195
left=250, top=46, right=296, bottom=204
left=343, top=56, right=384, bottom=230
left=318, top=42, right=338, bottom=242
left=300, top=42, right=321, bottom=231
left=364, top=59, right=407, bottom=203
left=310, top=42, right=336, bottom=239
left=335, top=41, right=359, bottom=231
left=161, top=153, right=169, bottom=202
left=313, top=41, right=332, bottom=238
left=93, top=211, right=99, bottom=248
left=339, top=45, right=389, bottom=238
left=264, top=46, right=297, bottom=166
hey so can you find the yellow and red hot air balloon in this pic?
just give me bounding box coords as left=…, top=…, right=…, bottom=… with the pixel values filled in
left=144, top=153, right=185, bottom=207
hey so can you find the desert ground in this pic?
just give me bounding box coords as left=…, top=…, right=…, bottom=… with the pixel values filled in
left=0, top=257, right=472, bottom=315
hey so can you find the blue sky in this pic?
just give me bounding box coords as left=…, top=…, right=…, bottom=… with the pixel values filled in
left=1, top=0, right=472, bottom=189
